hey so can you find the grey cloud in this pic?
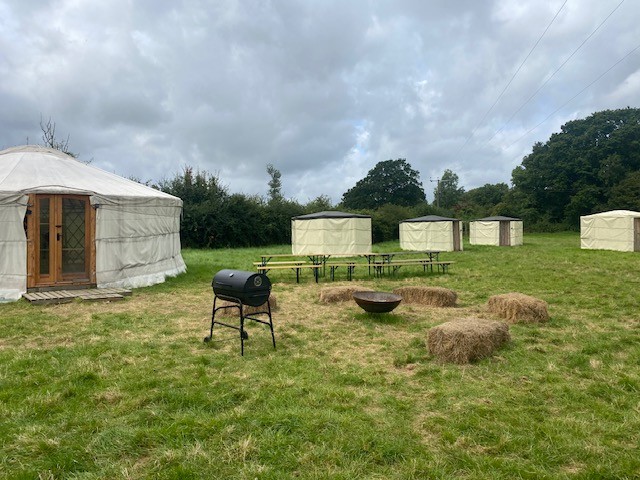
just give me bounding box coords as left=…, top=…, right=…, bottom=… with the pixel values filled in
left=1, top=0, right=639, bottom=203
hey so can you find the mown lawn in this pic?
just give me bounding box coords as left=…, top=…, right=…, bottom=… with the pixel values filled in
left=1, top=232, right=639, bottom=479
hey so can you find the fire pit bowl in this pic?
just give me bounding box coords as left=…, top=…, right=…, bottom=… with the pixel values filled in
left=352, top=291, right=402, bottom=313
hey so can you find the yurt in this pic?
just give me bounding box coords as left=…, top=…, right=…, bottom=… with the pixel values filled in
left=399, top=215, right=463, bottom=251
left=291, top=211, right=371, bottom=255
left=0, top=145, right=186, bottom=302
left=580, top=210, right=640, bottom=252
left=469, top=216, right=523, bottom=246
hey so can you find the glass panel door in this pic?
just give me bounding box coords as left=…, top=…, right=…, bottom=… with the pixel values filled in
left=38, top=197, right=51, bottom=276
left=34, top=194, right=91, bottom=286
left=61, top=197, right=87, bottom=275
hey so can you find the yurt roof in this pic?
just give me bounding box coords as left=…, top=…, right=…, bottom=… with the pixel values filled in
left=401, top=215, right=459, bottom=223
left=292, top=210, right=371, bottom=220
left=0, top=145, right=179, bottom=201
left=581, top=209, right=640, bottom=219
left=474, top=215, right=521, bottom=221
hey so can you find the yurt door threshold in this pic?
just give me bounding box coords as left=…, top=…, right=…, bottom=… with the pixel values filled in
left=26, top=194, right=96, bottom=289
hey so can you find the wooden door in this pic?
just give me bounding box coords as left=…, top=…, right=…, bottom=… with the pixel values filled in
left=452, top=221, right=461, bottom=251
left=499, top=221, right=511, bottom=246
left=30, top=195, right=93, bottom=288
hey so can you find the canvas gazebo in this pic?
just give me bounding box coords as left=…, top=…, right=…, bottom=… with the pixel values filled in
left=399, top=215, right=463, bottom=251
left=291, top=211, right=372, bottom=255
left=580, top=210, right=640, bottom=252
left=0, top=145, right=186, bottom=302
left=469, top=216, right=523, bottom=246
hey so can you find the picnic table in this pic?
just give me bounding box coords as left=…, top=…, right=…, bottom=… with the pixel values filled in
left=360, top=250, right=440, bottom=275
left=257, top=250, right=447, bottom=281
left=256, top=253, right=330, bottom=283
left=259, top=253, right=328, bottom=266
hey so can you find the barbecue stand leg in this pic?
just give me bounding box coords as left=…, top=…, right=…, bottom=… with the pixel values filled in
left=267, top=299, right=276, bottom=349
left=204, top=296, right=218, bottom=342
left=240, top=301, right=247, bottom=356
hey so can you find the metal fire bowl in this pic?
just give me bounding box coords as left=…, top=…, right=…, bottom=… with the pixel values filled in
left=352, top=291, right=402, bottom=313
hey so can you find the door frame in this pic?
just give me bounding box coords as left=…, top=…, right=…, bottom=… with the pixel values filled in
left=452, top=220, right=461, bottom=251
left=25, top=194, right=97, bottom=289
left=499, top=221, right=511, bottom=246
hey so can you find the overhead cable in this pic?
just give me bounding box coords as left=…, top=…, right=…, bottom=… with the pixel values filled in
left=506, top=41, right=640, bottom=150
left=456, top=0, right=568, bottom=154
left=488, top=0, right=626, bottom=145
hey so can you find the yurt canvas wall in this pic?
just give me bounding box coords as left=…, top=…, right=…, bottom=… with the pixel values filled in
left=0, top=145, right=186, bottom=302
left=580, top=210, right=640, bottom=252
left=469, top=216, right=523, bottom=246
left=399, top=215, right=463, bottom=251
left=291, top=211, right=372, bottom=255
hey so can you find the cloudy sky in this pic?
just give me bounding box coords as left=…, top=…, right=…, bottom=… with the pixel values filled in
left=1, top=1, right=639, bottom=203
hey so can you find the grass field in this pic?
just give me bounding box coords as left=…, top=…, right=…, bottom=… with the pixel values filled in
left=1, top=233, right=639, bottom=479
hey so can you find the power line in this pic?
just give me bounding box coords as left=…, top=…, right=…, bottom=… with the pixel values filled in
left=506, top=41, right=640, bottom=150
left=457, top=0, right=568, bottom=154
left=487, top=0, right=626, bottom=146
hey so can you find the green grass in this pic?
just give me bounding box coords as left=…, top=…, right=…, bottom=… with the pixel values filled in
left=1, top=233, right=640, bottom=479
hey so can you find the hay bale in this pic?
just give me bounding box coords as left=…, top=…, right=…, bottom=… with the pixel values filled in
left=319, top=286, right=374, bottom=303
left=392, top=286, right=457, bottom=307
left=216, top=294, right=278, bottom=317
left=427, top=318, right=510, bottom=364
left=487, top=293, right=549, bottom=323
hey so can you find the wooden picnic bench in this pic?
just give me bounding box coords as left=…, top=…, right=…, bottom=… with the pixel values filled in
left=370, top=259, right=454, bottom=276
left=259, top=253, right=329, bottom=266
left=326, top=262, right=358, bottom=281
left=252, top=261, right=308, bottom=267
left=256, top=263, right=322, bottom=283
left=387, top=260, right=454, bottom=275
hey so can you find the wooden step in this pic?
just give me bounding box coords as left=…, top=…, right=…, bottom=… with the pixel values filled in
left=23, top=288, right=132, bottom=305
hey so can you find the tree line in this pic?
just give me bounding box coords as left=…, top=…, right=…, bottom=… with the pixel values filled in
left=158, top=107, right=640, bottom=247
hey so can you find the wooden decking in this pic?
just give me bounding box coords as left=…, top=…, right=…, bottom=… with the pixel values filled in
left=23, top=288, right=132, bottom=305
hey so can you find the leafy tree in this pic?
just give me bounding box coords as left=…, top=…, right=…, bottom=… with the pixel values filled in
left=457, top=183, right=509, bottom=218
left=341, top=159, right=426, bottom=209
left=433, top=169, right=465, bottom=209
left=159, top=167, right=229, bottom=247
left=511, top=107, right=640, bottom=227
left=266, top=164, right=283, bottom=204
left=224, top=194, right=267, bottom=247
left=262, top=198, right=304, bottom=245
left=370, top=204, right=415, bottom=243
left=608, top=171, right=640, bottom=211
left=303, top=194, right=333, bottom=213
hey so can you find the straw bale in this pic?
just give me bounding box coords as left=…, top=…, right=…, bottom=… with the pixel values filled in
left=215, top=294, right=278, bottom=317
left=319, top=286, right=374, bottom=303
left=392, top=286, right=457, bottom=307
left=487, top=293, right=549, bottom=323
left=428, top=318, right=510, bottom=364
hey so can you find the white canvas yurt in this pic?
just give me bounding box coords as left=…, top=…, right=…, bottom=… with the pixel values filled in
left=580, top=210, right=640, bottom=252
left=291, top=211, right=372, bottom=255
left=399, top=215, right=463, bottom=251
left=0, top=145, right=186, bottom=302
left=469, top=216, right=523, bottom=246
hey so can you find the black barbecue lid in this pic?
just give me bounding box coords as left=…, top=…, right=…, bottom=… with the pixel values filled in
left=212, top=269, right=271, bottom=290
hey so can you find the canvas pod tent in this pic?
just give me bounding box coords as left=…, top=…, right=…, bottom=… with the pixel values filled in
left=291, top=211, right=371, bottom=255
left=580, top=210, right=640, bottom=252
left=399, top=215, right=463, bottom=251
left=469, top=216, right=523, bottom=246
left=0, top=145, right=186, bottom=302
